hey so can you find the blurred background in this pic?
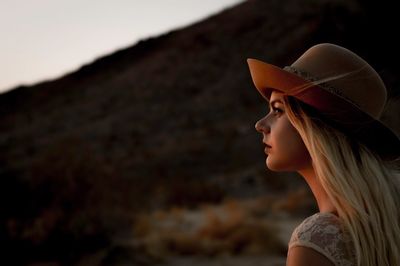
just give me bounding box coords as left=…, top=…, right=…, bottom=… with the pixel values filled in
left=0, top=0, right=399, bottom=265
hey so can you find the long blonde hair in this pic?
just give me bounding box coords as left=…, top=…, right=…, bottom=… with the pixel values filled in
left=282, top=94, right=400, bottom=266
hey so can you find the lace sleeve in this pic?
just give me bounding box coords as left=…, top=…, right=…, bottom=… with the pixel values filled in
left=288, top=213, right=355, bottom=266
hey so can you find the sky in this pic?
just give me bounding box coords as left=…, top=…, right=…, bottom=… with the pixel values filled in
left=0, top=0, right=244, bottom=94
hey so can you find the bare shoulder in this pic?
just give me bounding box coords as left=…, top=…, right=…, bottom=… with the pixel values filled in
left=286, top=245, right=335, bottom=266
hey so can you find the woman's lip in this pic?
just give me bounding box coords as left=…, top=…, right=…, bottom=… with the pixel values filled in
left=264, top=146, right=271, bottom=153
left=264, top=143, right=272, bottom=148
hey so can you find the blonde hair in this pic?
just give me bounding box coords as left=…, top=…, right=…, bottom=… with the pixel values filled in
left=282, top=94, right=400, bottom=266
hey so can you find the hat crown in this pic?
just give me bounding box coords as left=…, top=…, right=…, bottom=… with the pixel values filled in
left=290, top=43, right=387, bottom=119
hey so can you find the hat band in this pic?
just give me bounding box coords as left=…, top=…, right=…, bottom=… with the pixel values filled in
left=283, top=66, right=361, bottom=108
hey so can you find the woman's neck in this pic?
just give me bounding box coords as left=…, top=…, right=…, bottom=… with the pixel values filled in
left=298, top=167, right=337, bottom=215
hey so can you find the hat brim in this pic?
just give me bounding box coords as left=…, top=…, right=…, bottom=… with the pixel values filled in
left=247, top=58, right=310, bottom=100
left=247, top=58, right=400, bottom=161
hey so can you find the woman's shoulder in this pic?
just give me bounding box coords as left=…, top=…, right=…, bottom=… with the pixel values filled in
left=290, top=212, right=344, bottom=240
left=288, top=212, right=355, bottom=266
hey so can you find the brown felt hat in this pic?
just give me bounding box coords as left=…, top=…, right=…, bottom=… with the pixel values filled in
left=247, top=43, right=400, bottom=160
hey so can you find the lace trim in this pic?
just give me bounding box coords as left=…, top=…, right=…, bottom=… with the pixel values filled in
left=288, top=212, right=356, bottom=266
left=290, top=241, right=337, bottom=265
left=283, top=66, right=361, bottom=108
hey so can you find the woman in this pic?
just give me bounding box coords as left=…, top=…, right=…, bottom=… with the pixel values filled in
left=247, top=43, right=400, bottom=266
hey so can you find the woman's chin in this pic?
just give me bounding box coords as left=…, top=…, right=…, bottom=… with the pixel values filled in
left=266, top=157, right=287, bottom=172
left=266, top=157, right=278, bottom=171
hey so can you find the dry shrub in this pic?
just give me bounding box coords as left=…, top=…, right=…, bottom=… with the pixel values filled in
left=196, top=200, right=245, bottom=240
left=132, top=198, right=287, bottom=258
left=132, top=213, right=153, bottom=238
left=225, top=220, right=285, bottom=255
left=160, top=232, right=200, bottom=256
left=196, top=200, right=285, bottom=256
left=271, top=187, right=317, bottom=215
left=243, top=195, right=276, bottom=218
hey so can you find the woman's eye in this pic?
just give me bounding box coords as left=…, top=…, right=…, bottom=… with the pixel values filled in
left=271, top=107, right=282, bottom=114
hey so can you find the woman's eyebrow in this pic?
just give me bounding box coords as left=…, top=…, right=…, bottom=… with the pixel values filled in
left=269, top=99, right=283, bottom=107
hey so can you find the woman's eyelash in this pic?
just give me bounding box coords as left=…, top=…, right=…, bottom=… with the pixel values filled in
left=271, top=106, right=282, bottom=114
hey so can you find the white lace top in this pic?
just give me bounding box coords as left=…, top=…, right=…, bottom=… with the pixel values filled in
left=288, top=212, right=356, bottom=266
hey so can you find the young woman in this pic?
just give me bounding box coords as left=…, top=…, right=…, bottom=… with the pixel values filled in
left=247, top=43, right=400, bottom=266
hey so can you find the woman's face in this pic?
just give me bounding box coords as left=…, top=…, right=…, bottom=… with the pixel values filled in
left=255, top=91, right=311, bottom=172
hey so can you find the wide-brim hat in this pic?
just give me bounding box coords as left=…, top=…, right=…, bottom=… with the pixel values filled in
left=247, top=43, right=400, bottom=161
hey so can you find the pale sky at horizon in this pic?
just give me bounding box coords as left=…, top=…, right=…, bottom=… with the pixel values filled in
left=0, top=0, right=244, bottom=94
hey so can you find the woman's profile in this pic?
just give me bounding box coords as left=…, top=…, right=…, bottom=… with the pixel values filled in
left=247, top=43, right=400, bottom=266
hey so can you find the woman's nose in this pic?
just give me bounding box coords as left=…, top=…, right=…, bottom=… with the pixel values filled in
left=255, top=116, right=270, bottom=133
